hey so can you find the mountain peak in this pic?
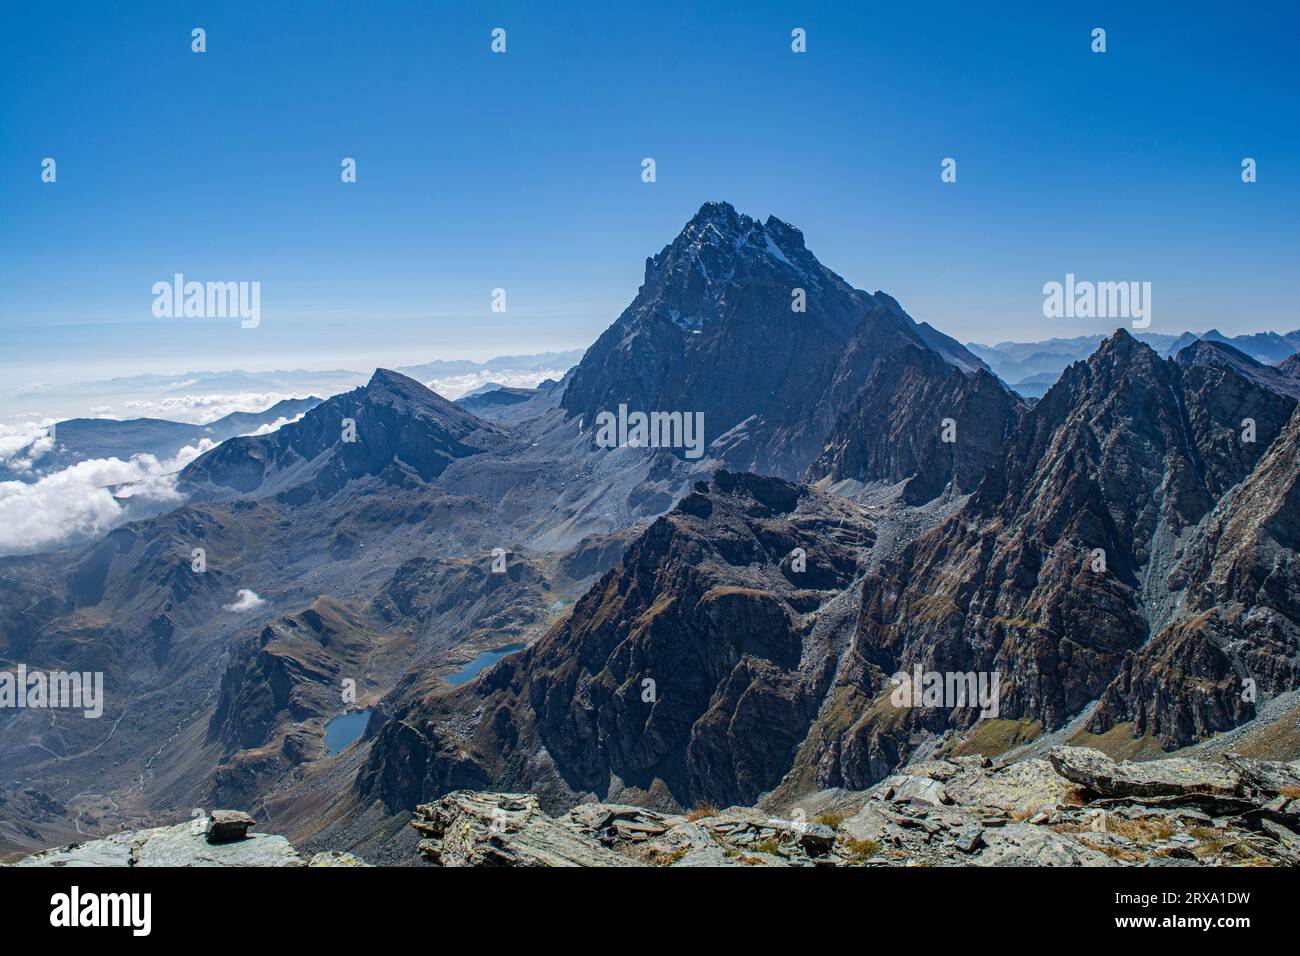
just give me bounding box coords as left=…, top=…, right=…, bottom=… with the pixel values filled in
left=564, top=202, right=1001, bottom=482
left=363, top=368, right=471, bottom=417
left=1175, top=337, right=1264, bottom=369
left=367, top=367, right=426, bottom=392
left=687, top=200, right=745, bottom=228
left=1092, top=327, right=1155, bottom=365
left=763, top=214, right=807, bottom=253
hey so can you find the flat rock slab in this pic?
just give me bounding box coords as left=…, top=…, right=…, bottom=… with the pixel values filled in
left=1049, top=747, right=1239, bottom=798
left=976, top=824, right=1115, bottom=867
left=134, top=827, right=306, bottom=867
left=878, top=773, right=952, bottom=806
left=1224, top=753, right=1300, bottom=796
left=15, top=821, right=312, bottom=867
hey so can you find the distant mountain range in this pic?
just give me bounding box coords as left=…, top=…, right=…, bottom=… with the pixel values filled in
left=3, top=202, right=1298, bottom=869
left=0, top=351, right=585, bottom=421
left=0, top=397, right=322, bottom=483
left=969, top=329, right=1300, bottom=397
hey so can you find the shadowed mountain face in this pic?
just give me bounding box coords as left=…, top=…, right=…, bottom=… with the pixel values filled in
left=805, top=330, right=1299, bottom=779
left=559, top=202, right=1007, bottom=493
left=1091, top=401, right=1300, bottom=745
left=1175, top=338, right=1300, bottom=401
left=806, top=331, right=1019, bottom=503
left=358, top=471, right=876, bottom=811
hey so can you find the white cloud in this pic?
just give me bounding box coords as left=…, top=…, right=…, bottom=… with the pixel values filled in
left=123, top=392, right=308, bottom=424
left=223, top=589, right=266, bottom=613
left=239, top=413, right=305, bottom=437
left=424, top=368, right=567, bottom=400
left=0, top=441, right=211, bottom=557
left=0, top=420, right=56, bottom=473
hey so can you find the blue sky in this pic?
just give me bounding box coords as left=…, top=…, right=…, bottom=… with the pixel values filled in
left=2, top=0, right=1297, bottom=385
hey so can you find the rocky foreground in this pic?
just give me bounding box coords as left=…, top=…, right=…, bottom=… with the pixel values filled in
left=13, top=810, right=368, bottom=867
left=412, top=747, right=1300, bottom=867
left=13, top=746, right=1300, bottom=867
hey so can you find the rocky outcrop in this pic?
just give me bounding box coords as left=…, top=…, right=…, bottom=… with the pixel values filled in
left=410, top=747, right=1300, bottom=867
left=13, top=812, right=368, bottom=867
left=807, top=338, right=1019, bottom=503
left=204, top=809, right=256, bottom=843
left=794, top=330, right=1300, bottom=791
left=412, top=792, right=637, bottom=867
left=1048, top=747, right=1240, bottom=799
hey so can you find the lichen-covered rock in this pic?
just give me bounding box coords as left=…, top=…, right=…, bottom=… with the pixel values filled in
left=976, top=824, right=1114, bottom=867
left=308, top=851, right=372, bottom=867
left=399, top=747, right=1300, bottom=867
left=412, top=792, right=636, bottom=867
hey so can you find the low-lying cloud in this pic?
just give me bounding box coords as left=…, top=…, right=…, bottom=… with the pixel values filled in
left=0, top=420, right=56, bottom=474
left=123, top=392, right=309, bottom=424
left=424, top=369, right=567, bottom=400
left=240, top=413, right=304, bottom=437
left=0, top=440, right=213, bottom=557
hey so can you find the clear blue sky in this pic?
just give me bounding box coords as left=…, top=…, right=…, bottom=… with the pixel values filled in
left=2, top=0, right=1297, bottom=385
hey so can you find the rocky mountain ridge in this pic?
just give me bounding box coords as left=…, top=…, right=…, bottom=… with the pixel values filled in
left=411, top=746, right=1300, bottom=867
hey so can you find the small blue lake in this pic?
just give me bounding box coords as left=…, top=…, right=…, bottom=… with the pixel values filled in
left=323, top=709, right=371, bottom=755
left=445, top=643, right=526, bottom=685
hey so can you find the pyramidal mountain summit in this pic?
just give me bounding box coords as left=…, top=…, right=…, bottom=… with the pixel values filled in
left=563, top=201, right=1014, bottom=491
left=4, top=202, right=1300, bottom=870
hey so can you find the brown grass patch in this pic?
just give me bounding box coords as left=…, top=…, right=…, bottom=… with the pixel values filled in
left=686, top=802, right=719, bottom=822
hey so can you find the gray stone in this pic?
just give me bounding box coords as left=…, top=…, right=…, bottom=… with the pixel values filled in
left=1048, top=747, right=1239, bottom=799
left=797, top=823, right=837, bottom=854
left=413, top=792, right=636, bottom=867
left=15, top=820, right=312, bottom=867
left=952, top=825, right=984, bottom=854
left=976, top=823, right=1115, bottom=867
left=204, top=810, right=255, bottom=844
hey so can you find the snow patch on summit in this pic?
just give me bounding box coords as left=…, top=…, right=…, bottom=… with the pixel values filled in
left=763, top=232, right=795, bottom=270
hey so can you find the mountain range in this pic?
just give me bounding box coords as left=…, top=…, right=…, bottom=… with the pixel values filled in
left=970, top=330, right=1300, bottom=398
left=0, top=398, right=322, bottom=484
left=2, top=202, right=1297, bottom=867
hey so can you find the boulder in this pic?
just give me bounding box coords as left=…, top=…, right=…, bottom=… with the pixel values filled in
left=797, top=823, right=837, bottom=855
left=204, top=810, right=256, bottom=844
left=1223, top=753, right=1300, bottom=797
left=1048, top=747, right=1238, bottom=799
